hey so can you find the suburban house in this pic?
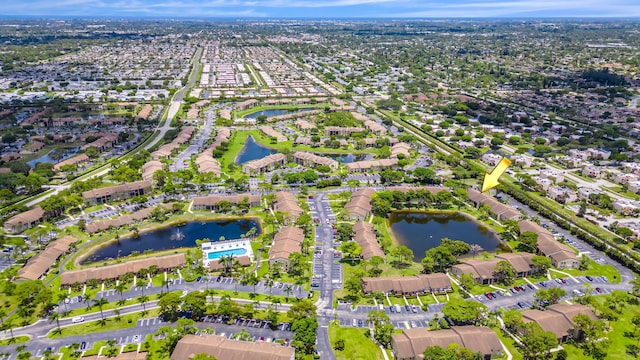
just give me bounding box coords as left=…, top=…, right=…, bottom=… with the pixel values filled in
left=293, top=151, right=339, bottom=170
left=3, top=206, right=46, bottom=234
left=361, top=273, right=452, bottom=295
left=18, top=236, right=78, bottom=280
left=450, top=252, right=535, bottom=285
left=191, top=193, right=261, bottom=211
left=352, top=221, right=385, bottom=260
left=345, top=188, right=375, bottom=221
left=242, top=153, right=287, bottom=175
left=391, top=142, right=411, bottom=158
left=82, top=180, right=153, bottom=205
left=85, top=203, right=174, bottom=233
left=171, top=334, right=294, bottom=360
left=467, top=189, right=523, bottom=221
left=521, top=304, right=597, bottom=343
left=273, top=191, right=303, bottom=222
left=324, top=126, right=363, bottom=137
left=61, top=254, right=186, bottom=285
left=268, top=226, right=304, bottom=271
left=518, top=220, right=580, bottom=269
left=142, top=160, right=164, bottom=181
left=391, top=326, right=503, bottom=360
left=345, top=158, right=398, bottom=173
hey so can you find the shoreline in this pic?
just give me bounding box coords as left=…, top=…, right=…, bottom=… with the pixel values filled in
left=71, top=213, right=263, bottom=269
left=386, top=209, right=507, bottom=251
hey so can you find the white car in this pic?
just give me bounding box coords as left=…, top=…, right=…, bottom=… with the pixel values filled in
left=71, top=316, right=84, bottom=323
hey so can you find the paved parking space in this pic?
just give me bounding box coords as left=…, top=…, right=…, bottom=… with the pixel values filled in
left=137, top=317, right=163, bottom=327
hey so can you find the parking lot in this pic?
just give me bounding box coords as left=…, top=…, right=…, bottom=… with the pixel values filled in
left=480, top=276, right=612, bottom=311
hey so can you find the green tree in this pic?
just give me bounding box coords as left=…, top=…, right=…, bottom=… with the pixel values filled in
left=158, top=292, right=181, bottom=321
left=518, top=231, right=538, bottom=253
left=520, top=322, right=558, bottom=360
left=93, top=297, right=109, bottom=326
left=534, top=288, right=567, bottom=307
left=393, top=245, right=414, bottom=267
left=183, top=291, right=207, bottom=321
left=340, top=241, right=362, bottom=261
left=48, top=312, right=61, bottom=334
left=531, top=255, right=552, bottom=275
left=291, top=317, right=317, bottom=355
left=287, top=300, right=317, bottom=322
left=344, top=275, right=363, bottom=301
left=493, top=260, right=517, bottom=285
left=367, top=310, right=394, bottom=347
left=459, top=273, right=475, bottom=291
left=442, top=299, right=486, bottom=325
left=573, top=313, right=610, bottom=359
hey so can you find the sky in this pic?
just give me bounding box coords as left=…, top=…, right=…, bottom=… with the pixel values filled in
left=3, top=0, right=640, bottom=19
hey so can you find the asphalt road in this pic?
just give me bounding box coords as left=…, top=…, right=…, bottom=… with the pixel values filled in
left=311, top=193, right=338, bottom=360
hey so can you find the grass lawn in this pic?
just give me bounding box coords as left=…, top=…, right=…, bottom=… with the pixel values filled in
left=79, top=340, right=107, bottom=356
left=0, top=335, right=29, bottom=346
left=554, top=258, right=622, bottom=283
left=492, top=327, right=523, bottom=360
left=49, top=309, right=159, bottom=338
left=328, top=322, right=385, bottom=360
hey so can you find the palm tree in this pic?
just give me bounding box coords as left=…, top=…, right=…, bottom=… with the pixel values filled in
left=93, top=297, right=109, bottom=326
left=58, top=293, right=69, bottom=314
left=139, top=295, right=149, bottom=315
left=218, top=255, right=235, bottom=277
left=83, top=294, right=92, bottom=310
left=113, top=308, right=121, bottom=322
left=115, top=282, right=127, bottom=305
left=284, top=285, right=293, bottom=300
left=49, top=312, right=61, bottom=334
left=2, top=319, right=15, bottom=343
left=266, top=279, right=274, bottom=295
left=272, top=297, right=281, bottom=311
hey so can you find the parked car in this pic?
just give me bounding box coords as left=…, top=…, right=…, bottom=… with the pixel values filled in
left=586, top=275, right=594, bottom=281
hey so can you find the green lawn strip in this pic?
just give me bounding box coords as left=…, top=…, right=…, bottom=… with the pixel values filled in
left=492, top=326, right=523, bottom=360
left=122, top=343, right=139, bottom=352
left=406, top=296, right=421, bottom=306
left=82, top=340, right=107, bottom=356
left=556, top=259, right=622, bottom=283
left=49, top=309, right=160, bottom=338
left=0, top=335, right=29, bottom=346
left=561, top=344, right=590, bottom=359
left=603, top=186, right=639, bottom=200
left=418, top=294, right=438, bottom=306
left=328, top=322, right=385, bottom=360
left=63, top=291, right=171, bottom=318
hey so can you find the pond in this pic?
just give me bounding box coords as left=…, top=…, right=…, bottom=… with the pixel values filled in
left=388, top=211, right=501, bottom=261
left=81, top=219, right=261, bottom=264
left=331, top=153, right=374, bottom=163
left=235, top=135, right=277, bottom=164
left=244, top=107, right=314, bottom=119
left=27, top=146, right=81, bottom=168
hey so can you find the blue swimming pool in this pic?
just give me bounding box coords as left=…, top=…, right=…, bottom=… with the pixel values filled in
left=207, top=248, right=247, bottom=260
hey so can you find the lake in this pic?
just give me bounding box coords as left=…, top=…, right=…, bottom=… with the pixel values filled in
left=244, top=108, right=314, bottom=119
left=81, top=219, right=261, bottom=264
left=331, top=153, right=374, bottom=163
left=28, top=146, right=81, bottom=168
left=388, top=211, right=501, bottom=261
left=235, top=136, right=277, bottom=164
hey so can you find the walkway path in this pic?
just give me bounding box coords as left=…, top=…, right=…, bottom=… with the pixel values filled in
left=549, top=269, right=580, bottom=284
